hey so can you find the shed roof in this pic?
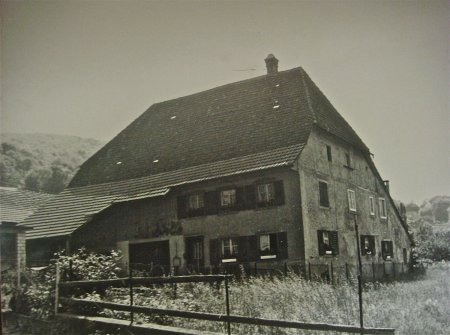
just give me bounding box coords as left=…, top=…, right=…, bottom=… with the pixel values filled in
left=22, top=144, right=302, bottom=239
left=0, top=187, right=54, bottom=224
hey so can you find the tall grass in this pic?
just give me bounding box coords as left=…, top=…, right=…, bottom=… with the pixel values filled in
left=98, top=263, right=450, bottom=335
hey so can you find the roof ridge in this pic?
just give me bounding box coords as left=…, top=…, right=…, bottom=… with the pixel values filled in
left=299, top=67, right=317, bottom=123
left=151, top=67, right=304, bottom=108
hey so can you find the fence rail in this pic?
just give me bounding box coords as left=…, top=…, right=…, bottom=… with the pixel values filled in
left=56, top=271, right=396, bottom=335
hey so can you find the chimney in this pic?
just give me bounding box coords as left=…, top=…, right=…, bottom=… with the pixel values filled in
left=383, top=180, right=390, bottom=193
left=265, top=54, right=279, bottom=75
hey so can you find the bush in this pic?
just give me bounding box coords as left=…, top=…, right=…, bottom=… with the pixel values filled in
left=9, top=248, right=122, bottom=319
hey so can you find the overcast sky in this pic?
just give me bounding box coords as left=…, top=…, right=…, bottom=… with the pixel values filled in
left=1, top=0, right=449, bottom=204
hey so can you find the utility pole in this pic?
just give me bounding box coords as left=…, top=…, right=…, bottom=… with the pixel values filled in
left=353, top=214, right=364, bottom=335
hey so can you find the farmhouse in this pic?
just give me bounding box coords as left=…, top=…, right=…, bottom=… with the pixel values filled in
left=22, top=55, right=413, bottom=278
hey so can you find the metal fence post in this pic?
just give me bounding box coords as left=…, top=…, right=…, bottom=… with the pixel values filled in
left=224, top=276, right=231, bottom=335
left=308, top=262, right=312, bottom=280
left=372, top=262, right=376, bottom=282
left=345, top=262, right=349, bottom=281
left=254, top=262, right=257, bottom=276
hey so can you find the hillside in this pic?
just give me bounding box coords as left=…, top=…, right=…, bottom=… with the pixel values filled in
left=0, top=133, right=104, bottom=194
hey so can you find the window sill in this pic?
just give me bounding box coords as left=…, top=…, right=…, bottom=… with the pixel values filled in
left=221, top=258, right=237, bottom=263
left=320, top=205, right=331, bottom=210
left=260, top=255, right=277, bottom=260
left=343, top=165, right=354, bottom=171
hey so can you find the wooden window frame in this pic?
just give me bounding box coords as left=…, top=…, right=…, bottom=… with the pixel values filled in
left=256, top=182, right=276, bottom=207
left=347, top=189, right=357, bottom=213
left=381, top=240, right=394, bottom=261
left=317, top=230, right=339, bottom=256
left=220, top=189, right=237, bottom=209
left=369, top=196, right=375, bottom=216
left=326, top=145, right=332, bottom=162
left=258, top=233, right=278, bottom=259
left=319, top=180, right=330, bottom=208
left=220, top=237, right=239, bottom=263
left=360, top=235, right=376, bottom=256
left=379, top=198, right=387, bottom=219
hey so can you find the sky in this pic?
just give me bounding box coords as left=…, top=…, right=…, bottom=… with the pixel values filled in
left=1, top=0, right=449, bottom=204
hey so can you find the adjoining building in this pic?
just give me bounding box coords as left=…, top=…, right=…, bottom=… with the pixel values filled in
left=22, top=56, right=413, bottom=278
left=0, top=187, right=53, bottom=276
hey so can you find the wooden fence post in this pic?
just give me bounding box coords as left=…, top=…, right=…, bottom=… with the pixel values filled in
left=129, top=267, right=134, bottom=324
left=345, top=263, right=349, bottom=281
left=372, top=262, right=376, bottom=282
left=330, top=262, right=334, bottom=284
left=308, top=262, right=312, bottom=280
left=224, top=276, right=231, bottom=335
left=55, top=262, right=60, bottom=316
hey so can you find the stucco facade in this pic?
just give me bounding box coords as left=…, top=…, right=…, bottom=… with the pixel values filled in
left=297, top=127, right=411, bottom=278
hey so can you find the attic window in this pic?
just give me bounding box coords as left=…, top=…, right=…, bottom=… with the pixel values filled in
left=116, top=161, right=122, bottom=165
left=171, top=116, right=177, bottom=120
left=273, top=105, right=280, bottom=109
left=153, top=159, right=159, bottom=163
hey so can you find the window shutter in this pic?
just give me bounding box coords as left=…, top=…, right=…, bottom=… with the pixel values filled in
left=331, top=231, right=339, bottom=255
left=237, top=236, right=248, bottom=262
left=209, top=239, right=220, bottom=266
left=360, top=236, right=365, bottom=255
left=370, top=237, right=376, bottom=255
left=204, top=191, right=219, bottom=215
left=274, top=181, right=285, bottom=206
left=177, top=196, right=187, bottom=219
left=389, top=241, right=394, bottom=257
left=317, top=230, right=324, bottom=256
left=236, top=187, right=245, bottom=210
left=277, top=232, right=288, bottom=259
left=247, top=235, right=258, bottom=262
left=244, top=185, right=256, bottom=209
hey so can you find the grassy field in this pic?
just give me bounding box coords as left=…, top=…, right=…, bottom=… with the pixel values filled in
left=97, top=263, right=450, bottom=335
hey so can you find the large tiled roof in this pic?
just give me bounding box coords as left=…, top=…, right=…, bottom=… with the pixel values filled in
left=0, top=187, right=54, bottom=224
left=21, top=144, right=303, bottom=239
left=69, top=67, right=368, bottom=188
left=23, top=65, right=371, bottom=239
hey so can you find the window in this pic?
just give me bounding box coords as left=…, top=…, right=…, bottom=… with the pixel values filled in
left=347, top=189, right=356, bottom=212
left=379, top=198, right=387, bottom=219
left=317, top=230, right=339, bottom=255
left=221, top=238, right=239, bottom=262
left=187, top=193, right=204, bottom=211
left=369, top=196, right=375, bottom=216
left=259, top=234, right=277, bottom=259
left=345, top=153, right=352, bottom=167
left=360, top=235, right=375, bottom=255
left=220, top=189, right=236, bottom=208
left=319, top=181, right=330, bottom=207
left=257, top=183, right=275, bottom=205
left=381, top=240, right=393, bottom=260
left=326, top=145, right=332, bottom=162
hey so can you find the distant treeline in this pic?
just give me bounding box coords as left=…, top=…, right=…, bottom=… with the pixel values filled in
left=0, top=133, right=103, bottom=194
